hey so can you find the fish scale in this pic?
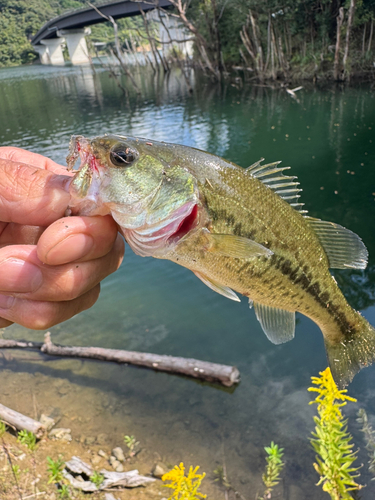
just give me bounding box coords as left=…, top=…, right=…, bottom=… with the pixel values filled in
left=67, top=134, right=375, bottom=387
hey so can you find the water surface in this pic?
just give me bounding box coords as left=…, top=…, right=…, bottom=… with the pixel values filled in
left=1, top=63, right=375, bottom=498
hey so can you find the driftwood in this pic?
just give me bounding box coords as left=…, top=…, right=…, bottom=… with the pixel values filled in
left=0, top=403, right=45, bottom=438
left=64, top=456, right=156, bottom=491
left=0, top=333, right=240, bottom=387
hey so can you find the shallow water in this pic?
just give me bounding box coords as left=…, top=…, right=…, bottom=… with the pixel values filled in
left=1, top=63, right=375, bottom=498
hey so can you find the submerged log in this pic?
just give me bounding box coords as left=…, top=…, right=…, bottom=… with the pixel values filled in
left=0, top=403, right=45, bottom=438
left=0, top=334, right=240, bottom=387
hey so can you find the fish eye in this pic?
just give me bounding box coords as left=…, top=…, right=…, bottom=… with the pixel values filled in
left=110, top=147, right=137, bottom=167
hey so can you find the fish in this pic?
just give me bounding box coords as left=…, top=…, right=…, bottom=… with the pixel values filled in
left=67, top=134, right=375, bottom=387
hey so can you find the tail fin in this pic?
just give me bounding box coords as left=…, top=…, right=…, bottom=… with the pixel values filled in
left=325, top=317, right=375, bottom=388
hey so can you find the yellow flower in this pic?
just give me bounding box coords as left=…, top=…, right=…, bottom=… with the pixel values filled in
left=162, top=462, right=207, bottom=500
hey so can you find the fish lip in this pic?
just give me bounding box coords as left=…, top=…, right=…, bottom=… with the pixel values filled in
left=67, top=135, right=100, bottom=173
left=68, top=136, right=103, bottom=198
left=67, top=135, right=86, bottom=171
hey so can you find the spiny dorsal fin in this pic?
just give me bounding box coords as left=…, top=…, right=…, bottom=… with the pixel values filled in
left=253, top=302, right=295, bottom=344
left=194, top=271, right=240, bottom=302
left=245, top=159, right=307, bottom=214
left=305, top=217, right=368, bottom=270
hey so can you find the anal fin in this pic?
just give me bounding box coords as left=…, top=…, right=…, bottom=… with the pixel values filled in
left=194, top=271, right=240, bottom=302
left=254, top=303, right=295, bottom=344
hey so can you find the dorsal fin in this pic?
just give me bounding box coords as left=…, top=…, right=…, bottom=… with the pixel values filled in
left=245, top=159, right=307, bottom=214
left=305, top=217, right=368, bottom=270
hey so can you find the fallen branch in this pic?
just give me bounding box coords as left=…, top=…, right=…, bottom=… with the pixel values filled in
left=63, top=456, right=155, bottom=491
left=0, top=334, right=240, bottom=387
left=0, top=403, right=45, bottom=438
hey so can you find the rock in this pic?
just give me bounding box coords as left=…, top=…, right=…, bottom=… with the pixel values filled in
left=49, top=428, right=72, bottom=442
left=115, top=463, right=124, bottom=472
left=152, top=463, right=168, bottom=478
left=84, top=436, right=96, bottom=446
left=91, top=455, right=102, bottom=466
left=98, top=449, right=108, bottom=459
left=96, top=433, right=109, bottom=445
left=109, top=456, right=121, bottom=469
left=40, top=414, right=55, bottom=431
left=112, top=447, right=125, bottom=462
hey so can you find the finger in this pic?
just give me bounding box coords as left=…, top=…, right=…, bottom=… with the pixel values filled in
left=37, top=216, right=119, bottom=265
left=0, top=223, right=45, bottom=247
left=0, top=158, right=71, bottom=226
left=0, top=317, right=14, bottom=328
left=0, top=285, right=100, bottom=330
left=0, top=235, right=124, bottom=302
left=0, top=147, right=70, bottom=175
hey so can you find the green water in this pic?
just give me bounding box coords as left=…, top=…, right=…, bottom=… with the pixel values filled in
left=1, top=64, right=375, bottom=498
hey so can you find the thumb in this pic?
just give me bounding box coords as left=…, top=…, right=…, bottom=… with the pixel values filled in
left=0, top=158, right=71, bottom=227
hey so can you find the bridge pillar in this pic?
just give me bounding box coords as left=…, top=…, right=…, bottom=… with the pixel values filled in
left=37, top=39, right=65, bottom=65
left=58, top=28, right=91, bottom=65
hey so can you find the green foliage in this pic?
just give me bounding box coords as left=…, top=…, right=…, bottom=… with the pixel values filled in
left=308, top=367, right=362, bottom=500
left=0, top=421, right=7, bottom=438
left=58, top=484, right=71, bottom=499
left=47, top=456, right=65, bottom=484
left=162, top=462, right=207, bottom=500
left=0, top=0, right=89, bottom=66
left=357, top=408, right=375, bottom=479
left=11, top=464, right=21, bottom=481
left=213, top=465, right=231, bottom=489
left=259, top=442, right=284, bottom=500
left=124, top=434, right=139, bottom=455
left=90, top=470, right=105, bottom=488
left=2, top=0, right=375, bottom=74
left=17, top=430, right=37, bottom=451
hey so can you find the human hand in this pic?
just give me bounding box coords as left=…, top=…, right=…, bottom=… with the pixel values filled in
left=0, top=147, right=124, bottom=329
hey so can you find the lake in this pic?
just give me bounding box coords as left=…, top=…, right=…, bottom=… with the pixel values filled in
left=0, top=62, right=375, bottom=498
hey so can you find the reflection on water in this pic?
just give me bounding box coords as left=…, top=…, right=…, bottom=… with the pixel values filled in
left=1, top=64, right=375, bottom=498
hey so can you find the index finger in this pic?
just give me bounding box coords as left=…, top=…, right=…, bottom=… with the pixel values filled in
left=0, top=157, right=71, bottom=226
left=0, top=147, right=71, bottom=176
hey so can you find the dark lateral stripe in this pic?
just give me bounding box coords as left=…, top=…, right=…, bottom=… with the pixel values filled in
left=272, top=254, right=354, bottom=338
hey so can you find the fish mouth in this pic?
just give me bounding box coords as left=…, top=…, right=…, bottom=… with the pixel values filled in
left=67, top=135, right=99, bottom=172
left=168, top=204, right=199, bottom=242
left=67, top=135, right=100, bottom=197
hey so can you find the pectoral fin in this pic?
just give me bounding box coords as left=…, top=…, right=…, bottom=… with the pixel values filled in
left=194, top=271, right=241, bottom=302
left=253, top=302, right=295, bottom=344
left=204, top=231, right=273, bottom=260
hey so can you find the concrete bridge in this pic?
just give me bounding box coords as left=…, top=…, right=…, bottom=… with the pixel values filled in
left=31, top=0, right=172, bottom=66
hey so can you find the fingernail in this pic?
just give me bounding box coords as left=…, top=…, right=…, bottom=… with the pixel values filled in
left=0, top=259, right=43, bottom=293
left=45, top=233, right=94, bottom=265
left=0, top=294, right=15, bottom=309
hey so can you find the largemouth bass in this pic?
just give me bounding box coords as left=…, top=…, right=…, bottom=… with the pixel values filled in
left=67, top=134, right=375, bottom=387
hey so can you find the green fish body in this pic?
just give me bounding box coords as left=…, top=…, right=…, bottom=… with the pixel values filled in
left=67, top=134, right=375, bottom=387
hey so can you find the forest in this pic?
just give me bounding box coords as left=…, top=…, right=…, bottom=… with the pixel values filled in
left=1, top=0, right=375, bottom=81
